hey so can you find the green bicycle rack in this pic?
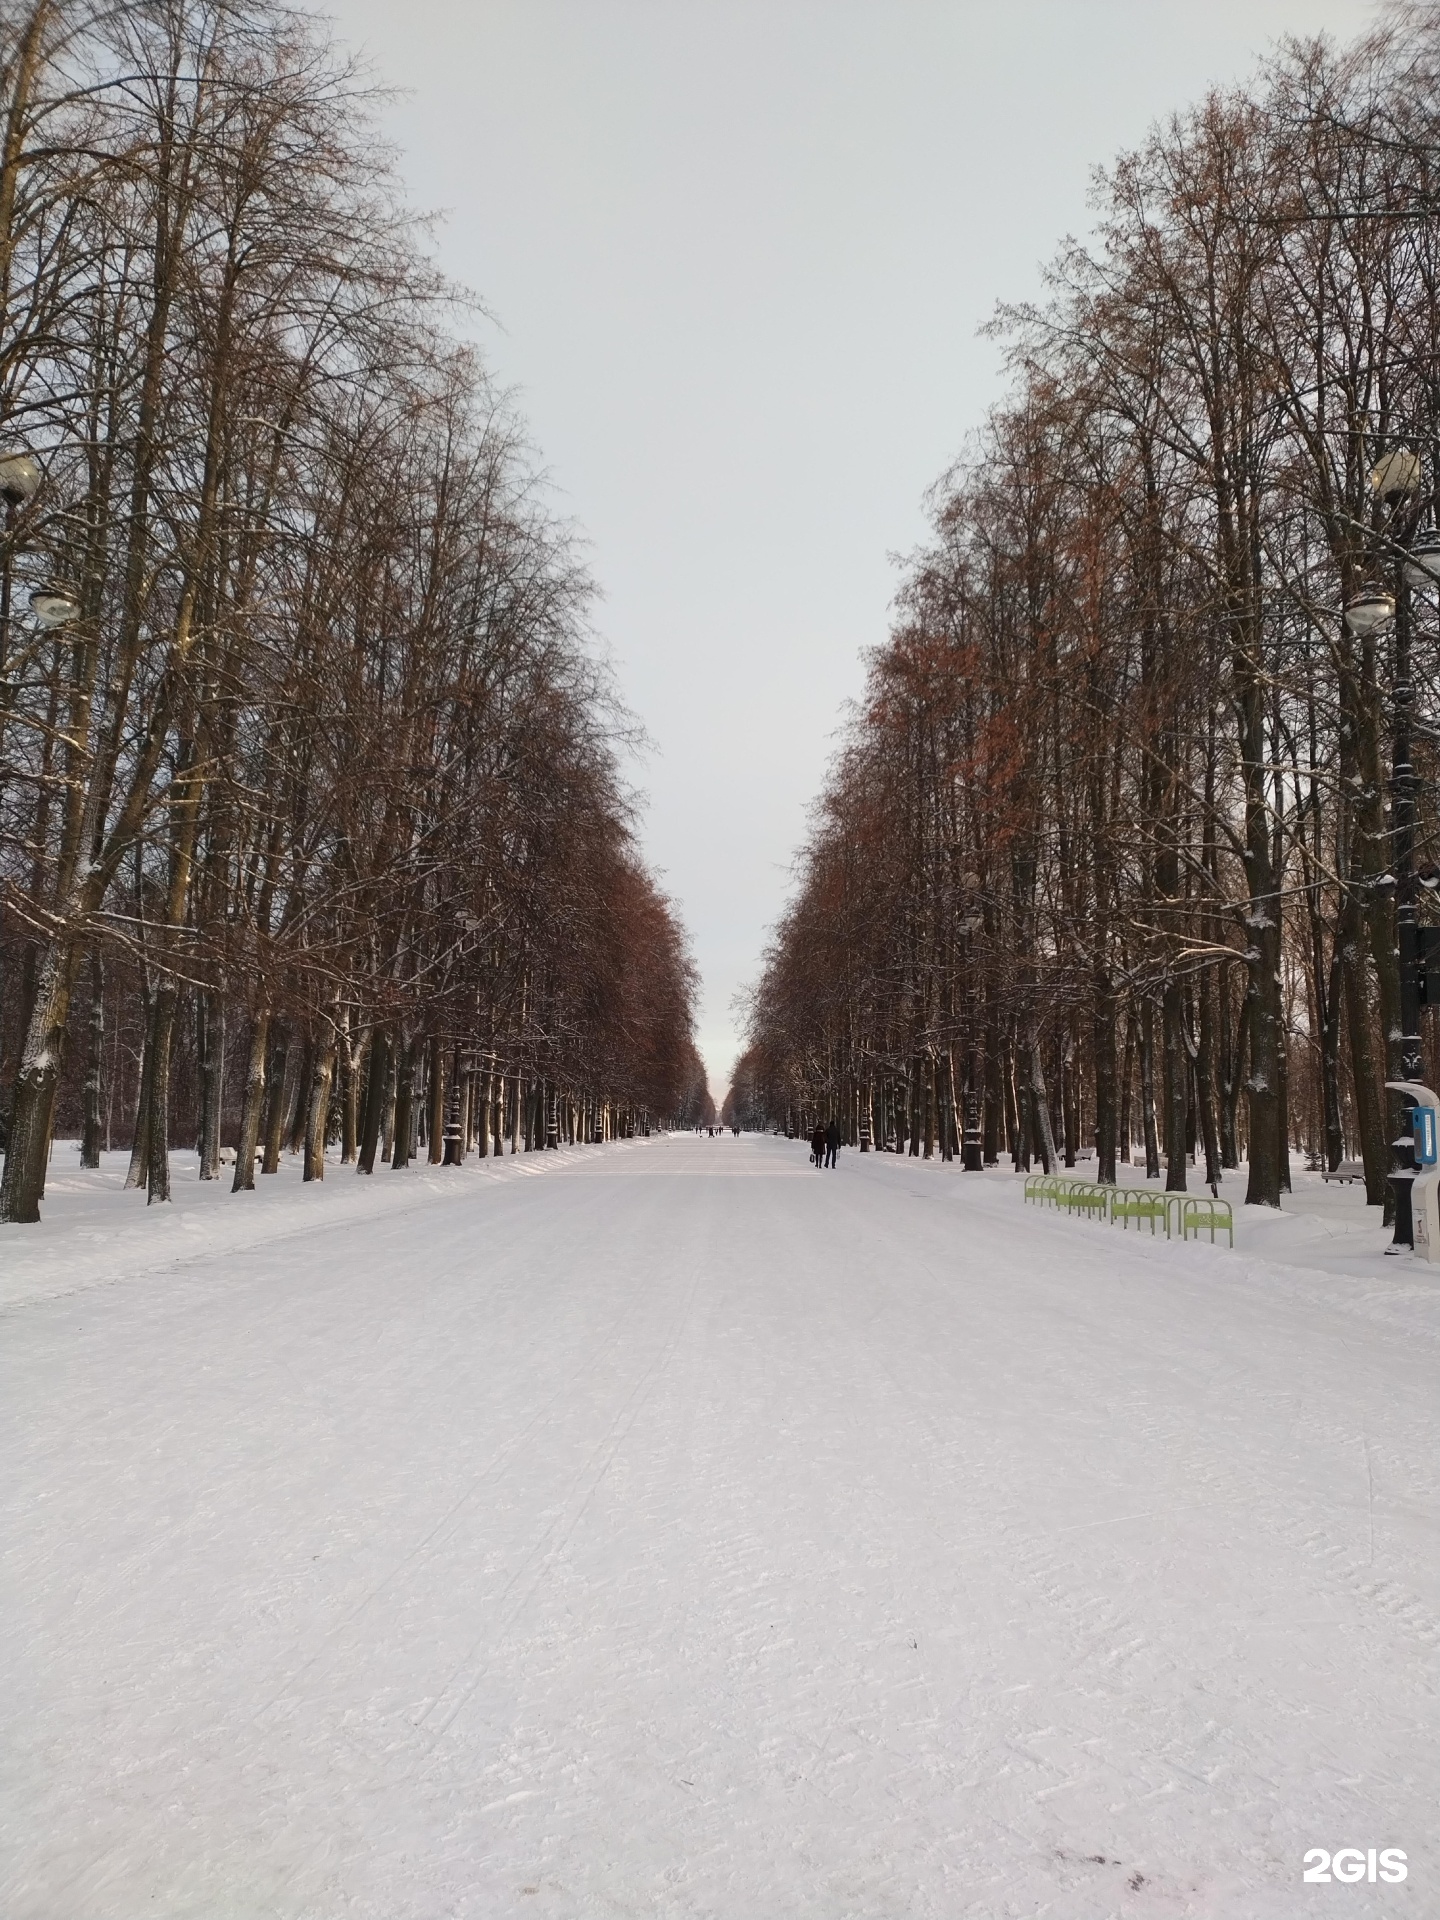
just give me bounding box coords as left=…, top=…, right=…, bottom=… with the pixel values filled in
left=1110, top=1189, right=1173, bottom=1236
left=1021, top=1172, right=1233, bottom=1250
left=1180, top=1196, right=1234, bottom=1245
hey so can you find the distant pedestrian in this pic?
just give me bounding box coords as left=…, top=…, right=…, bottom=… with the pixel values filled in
left=810, top=1123, right=825, bottom=1167
left=825, top=1119, right=841, bottom=1169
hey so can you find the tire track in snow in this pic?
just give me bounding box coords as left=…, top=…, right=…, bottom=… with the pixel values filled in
left=410, top=1256, right=707, bottom=1763
left=248, top=1253, right=661, bottom=1732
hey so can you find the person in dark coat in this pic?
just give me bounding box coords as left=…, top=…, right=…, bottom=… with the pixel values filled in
left=824, top=1118, right=841, bottom=1168
left=810, top=1123, right=825, bottom=1167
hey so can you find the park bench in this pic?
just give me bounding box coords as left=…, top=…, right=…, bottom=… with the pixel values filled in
left=1320, top=1160, right=1365, bottom=1185
left=1181, top=1196, right=1234, bottom=1245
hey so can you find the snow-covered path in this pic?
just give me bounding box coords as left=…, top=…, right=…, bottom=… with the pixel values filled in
left=3, top=1133, right=1437, bottom=1918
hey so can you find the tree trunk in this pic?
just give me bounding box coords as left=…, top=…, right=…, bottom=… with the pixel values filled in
left=232, top=1008, right=268, bottom=1193
left=1277, top=1018, right=1292, bottom=1196
left=1244, top=922, right=1284, bottom=1209
left=1027, top=1026, right=1057, bottom=1174
left=983, top=1018, right=1002, bottom=1164
left=1139, top=999, right=1160, bottom=1180
left=261, top=1030, right=290, bottom=1174
left=1320, top=943, right=1345, bottom=1175
left=392, top=1039, right=415, bottom=1171
left=458, top=1067, right=476, bottom=1152
left=124, top=982, right=156, bottom=1193
left=1220, top=986, right=1247, bottom=1172
left=303, top=1036, right=335, bottom=1182
left=1341, top=922, right=1388, bottom=1206
left=381, top=1050, right=397, bottom=1162
left=427, top=1035, right=445, bottom=1165
left=197, top=993, right=224, bottom=1181
left=443, top=1045, right=466, bottom=1165
left=80, top=952, right=104, bottom=1170
left=1061, top=1035, right=1078, bottom=1169
left=1162, top=977, right=1188, bottom=1193
left=1004, top=1042, right=1021, bottom=1167
left=0, top=936, right=83, bottom=1220
left=358, top=1027, right=391, bottom=1174
left=144, top=982, right=179, bottom=1205
left=1118, top=1007, right=1133, bottom=1163
left=340, top=1012, right=360, bottom=1164
left=1196, top=967, right=1222, bottom=1192
left=1094, top=976, right=1117, bottom=1184
left=286, top=1040, right=314, bottom=1157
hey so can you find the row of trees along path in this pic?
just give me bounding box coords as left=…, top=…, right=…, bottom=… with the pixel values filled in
left=0, top=0, right=709, bottom=1224
left=727, top=12, right=1440, bottom=1212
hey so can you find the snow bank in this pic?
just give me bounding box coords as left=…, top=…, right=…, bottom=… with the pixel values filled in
left=3, top=1132, right=1435, bottom=1917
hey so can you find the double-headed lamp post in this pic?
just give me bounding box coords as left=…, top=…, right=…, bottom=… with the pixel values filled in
left=0, top=447, right=79, bottom=642
left=1346, top=580, right=1417, bottom=1246
left=1401, top=526, right=1440, bottom=1138
left=1344, top=463, right=1440, bottom=1250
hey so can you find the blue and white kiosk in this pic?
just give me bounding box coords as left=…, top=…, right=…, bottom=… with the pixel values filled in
left=1386, top=1079, right=1440, bottom=1262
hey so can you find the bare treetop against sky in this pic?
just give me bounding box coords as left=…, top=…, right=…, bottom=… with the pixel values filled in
left=326, top=0, right=1374, bottom=1091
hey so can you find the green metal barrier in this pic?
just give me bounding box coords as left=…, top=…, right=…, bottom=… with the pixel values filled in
left=1181, top=1196, right=1234, bottom=1245
left=1023, top=1174, right=1070, bottom=1207
left=1110, top=1189, right=1172, bottom=1236
left=1021, top=1170, right=1234, bottom=1249
left=1061, top=1182, right=1111, bottom=1220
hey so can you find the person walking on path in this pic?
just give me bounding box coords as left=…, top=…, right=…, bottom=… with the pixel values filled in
left=824, top=1119, right=841, bottom=1169
left=810, top=1123, right=826, bottom=1168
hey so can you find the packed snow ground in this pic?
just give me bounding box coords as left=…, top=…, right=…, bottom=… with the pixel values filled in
left=3, top=1133, right=1437, bottom=1918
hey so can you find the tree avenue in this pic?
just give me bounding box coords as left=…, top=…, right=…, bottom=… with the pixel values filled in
left=729, top=13, right=1440, bottom=1212
left=0, top=0, right=708, bottom=1224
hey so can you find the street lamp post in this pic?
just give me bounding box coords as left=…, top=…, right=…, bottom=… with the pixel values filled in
left=1377, top=450, right=1429, bottom=1255
left=1345, top=445, right=1435, bottom=1250
left=1345, top=577, right=1420, bottom=1248
left=1402, top=525, right=1440, bottom=1103
left=960, top=1071, right=982, bottom=1170
left=1390, top=555, right=1423, bottom=1253
left=0, top=450, right=42, bottom=1135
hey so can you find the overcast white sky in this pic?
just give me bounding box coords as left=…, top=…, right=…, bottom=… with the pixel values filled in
left=325, top=0, right=1376, bottom=1095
